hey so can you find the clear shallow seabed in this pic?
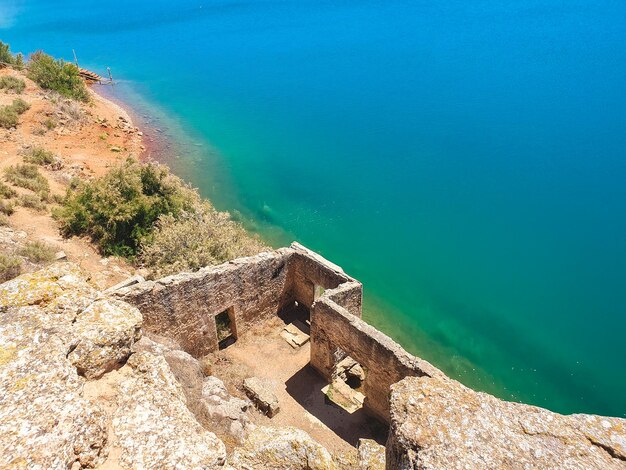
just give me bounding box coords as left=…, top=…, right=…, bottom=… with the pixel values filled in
left=3, top=1, right=625, bottom=417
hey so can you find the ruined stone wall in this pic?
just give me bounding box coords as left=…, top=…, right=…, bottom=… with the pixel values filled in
left=114, top=249, right=294, bottom=357
left=310, top=294, right=441, bottom=423
left=115, top=241, right=441, bottom=423
left=288, top=244, right=358, bottom=312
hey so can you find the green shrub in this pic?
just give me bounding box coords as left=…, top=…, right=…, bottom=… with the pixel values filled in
left=4, top=164, right=50, bottom=193
left=0, top=200, right=14, bottom=215
left=0, top=41, right=20, bottom=68
left=0, top=253, right=21, bottom=282
left=27, top=51, right=89, bottom=102
left=0, top=98, right=30, bottom=129
left=18, top=194, right=47, bottom=211
left=0, top=181, right=16, bottom=199
left=139, top=202, right=267, bottom=278
left=24, top=147, right=56, bottom=166
left=56, top=159, right=198, bottom=256
left=43, top=117, right=56, bottom=130
left=0, top=214, right=9, bottom=226
left=10, top=98, right=30, bottom=114
left=0, top=76, right=26, bottom=93
left=0, top=106, right=18, bottom=129
left=19, top=241, right=56, bottom=263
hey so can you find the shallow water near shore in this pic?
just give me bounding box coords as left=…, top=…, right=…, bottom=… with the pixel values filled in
left=4, top=1, right=626, bottom=417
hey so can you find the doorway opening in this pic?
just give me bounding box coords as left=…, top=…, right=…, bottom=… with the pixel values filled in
left=216, top=307, right=237, bottom=350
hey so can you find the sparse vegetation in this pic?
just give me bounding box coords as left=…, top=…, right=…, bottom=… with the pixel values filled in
left=19, top=241, right=56, bottom=263
left=43, top=117, right=56, bottom=130
left=18, top=194, right=47, bottom=211
left=24, top=147, right=56, bottom=166
left=3, top=164, right=50, bottom=194
left=0, top=41, right=23, bottom=70
left=139, top=203, right=266, bottom=278
left=0, top=98, right=30, bottom=129
left=0, top=253, right=21, bottom=282
left=0, top=181, right=17, bottom=199
left=0, top=200, right=15, bottom=215
left=0, top=75, right=26, bottom=94
left=27, top=51, right=89, bottom=102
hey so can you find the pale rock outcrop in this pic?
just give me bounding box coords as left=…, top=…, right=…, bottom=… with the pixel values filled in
left=112, top=352, right=227, bottom=469
left=243, top=376, right=280, bottom=417
left=387, top=374, right=626, bottom=470
left=202, top=376, right=253, bottom=444
left=231, top=426, right=337, bottom=469
left=134, top=336, right=253, bottom=444
left=0, top=264, right=115, bottom=469
left=357, top=439, right=386, bottom=470
left=69, top=298, right=142, bottom=379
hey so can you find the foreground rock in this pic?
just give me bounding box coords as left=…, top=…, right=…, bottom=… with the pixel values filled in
left=387, top=375, right=626, bottom=469
left=357, top=439, right=386, bottom=470
left=231, top=426, right=336, bottom=469
left=202, top=376, right=253, bottom=444
left=0, top=264, right=128, bottom=468
left=134, top=336, right=253, bottom=444
left=113, top=352, right=227, bottom=468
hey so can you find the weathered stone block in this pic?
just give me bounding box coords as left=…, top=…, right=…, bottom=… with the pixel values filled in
left=243, top=377, right=280, bottom=418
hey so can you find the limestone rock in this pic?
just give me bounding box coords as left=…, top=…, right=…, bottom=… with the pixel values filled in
left=202, top=376, right=253, bottom=444
left=112, top=352, right=227, bottom=469
left=357, top=439, right=385, bottom=470
left=243, top=377, right=280, bottom=418
left=0, top=264, right=148, bottom=468
left=69, top=298, right=142, bottom=379
left=387, top=375, right=626, bottom=470
left=231, top=426, right=336, bottom=469
left=0, top=305, right=109, bottom=469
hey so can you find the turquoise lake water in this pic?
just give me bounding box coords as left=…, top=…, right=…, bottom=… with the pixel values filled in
left=3, top=1, right=625, bottom=417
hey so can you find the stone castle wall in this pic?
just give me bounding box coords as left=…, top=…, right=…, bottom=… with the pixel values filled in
left=114, top=242, right=441, bottom=423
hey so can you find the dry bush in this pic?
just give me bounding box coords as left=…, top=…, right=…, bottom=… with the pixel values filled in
left=0, top=181, right=16, bottom=199
left=19, top=241, right=56, bottom=263
left=0, top=200, right=15, bottom=215
left=49, top=92, right=85, bottom=124
left=139, top=202, right=267, bottom=278
left=18, top=194, right=47, bottom=212
left=0, top=76, right=26, bottom=94
left=0, top=253, right=21, bottom=282
left=4, top=164, right=49, bottom=193
left=0, top=214, right=9, bottom=226
left=0, top=98, right=30, bottom=129
left=24, top=147, right=56, bottom=166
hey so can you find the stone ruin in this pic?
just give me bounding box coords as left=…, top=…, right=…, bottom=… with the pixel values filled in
left=112, top=242, right=626, bottom=469
left=113, top=242, right=438, bottom=423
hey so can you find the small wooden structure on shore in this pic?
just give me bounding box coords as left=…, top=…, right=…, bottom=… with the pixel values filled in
left=78, top=67, right=104, bottom=83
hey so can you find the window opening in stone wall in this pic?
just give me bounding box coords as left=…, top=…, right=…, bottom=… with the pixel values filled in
left=314, top=284, right=326, bottom=300
left=216, top=308, right=236, bottom=350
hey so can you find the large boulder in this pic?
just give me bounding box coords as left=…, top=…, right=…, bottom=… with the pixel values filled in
left=69, top=298, right=142, bottom=379
left=0, top=263, right=147, bottom=468
left=387, top=374, right=626, bottom=469
left=0, top=305, right=109, bottom=468
left=112, top=352, right=227, bottom=469
left=202, top=376, right=253, bottom=444
left=231, top=426, right=337, bottom=469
